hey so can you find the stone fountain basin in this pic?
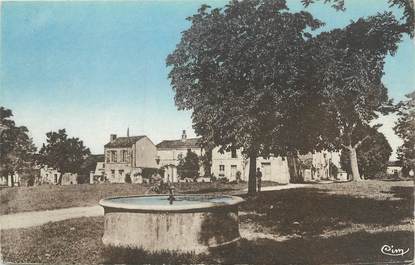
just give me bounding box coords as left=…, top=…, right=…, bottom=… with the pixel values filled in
left=99, top=194, right=244, bottom=254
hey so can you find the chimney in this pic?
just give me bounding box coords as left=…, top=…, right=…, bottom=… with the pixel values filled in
left=110, top=134, right=117, bottom=141
left=181, top=130, right=187, bottom=141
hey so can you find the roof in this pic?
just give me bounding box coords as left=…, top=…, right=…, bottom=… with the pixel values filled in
left=90, top=154, right=105, bottom=162
left=156, top=138, right=201, bottom=149
left=104, top=136, right=146, bottom=148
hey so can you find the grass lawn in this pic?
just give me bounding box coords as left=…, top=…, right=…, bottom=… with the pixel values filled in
left=1, top=180, right=413, bottom=264
left=0, top=181, right=277, bottom=215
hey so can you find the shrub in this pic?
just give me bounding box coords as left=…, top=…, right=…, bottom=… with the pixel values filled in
left=142, top=168, right=159, bottom=179
left=125, top=174, right=132, bottom=184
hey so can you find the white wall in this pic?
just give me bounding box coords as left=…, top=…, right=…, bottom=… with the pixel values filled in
left=211, top=147, right=290, bottom=183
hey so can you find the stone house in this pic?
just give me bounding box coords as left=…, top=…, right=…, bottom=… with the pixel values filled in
left=61, top=173, right=78, bottom=185
left=104, top=134, right=157, bottom=183
left=299, top=151, right=342, bottom=182
left=156, top=130, right=205, bottom=182
left=90, top=161, right=105, bottom=183
left=39, top=166, right=61, bottom=184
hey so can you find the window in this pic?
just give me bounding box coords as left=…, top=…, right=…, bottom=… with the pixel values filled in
left=121, top=150, right=128, bottom=163
left=111, top=170, right=115, bottom=176
left=219, top=165, right=225, bottom=171
left=106, top=151, right=110, bottom=163
left=111, top=151, right=117, bottom=163
left=178, top=153, right=183, bottom=160
left=231, top=148, right=237, bottom=158
left=119, top=170, right=124, bottom=176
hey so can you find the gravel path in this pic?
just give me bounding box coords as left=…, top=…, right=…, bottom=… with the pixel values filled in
left=0, top=205, right=103, bottom=230
left=0, top=184, right=310, bottom=230
left=242, top=183, right=310, bottom=192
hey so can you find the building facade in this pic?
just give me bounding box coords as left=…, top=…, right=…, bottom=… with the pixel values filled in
left=300, top=151, right=342, bottom=182
left=211, top=148, right=290, bottom=184
left=40, top=166, right=61, bottom=184
left=156, top=130, right=204, bottom=182
left=104, top=134, right=158, bottom=183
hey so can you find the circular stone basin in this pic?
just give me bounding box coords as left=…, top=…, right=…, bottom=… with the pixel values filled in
left=99, top=194, right=244, bottom=254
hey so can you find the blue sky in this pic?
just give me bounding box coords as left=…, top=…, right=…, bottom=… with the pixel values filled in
left=1, top=0, right=414, bottom=157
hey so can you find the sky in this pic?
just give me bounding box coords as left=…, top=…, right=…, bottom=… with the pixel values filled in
left=1, top=0, right=414, bottom=158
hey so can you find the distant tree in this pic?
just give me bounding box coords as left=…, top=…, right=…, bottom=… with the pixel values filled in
left=340, top=126, right=392, bottom=179
left=306, top=13, right=403, bottom=180
left=38, top=129, right=90, bottom=184
left=0, top=107, right=36, bottom=177
left=167, top=0, right=323, bottom=193
left=394, top=91, right=415, bottom=176
left=177, top=150, right=200, bottom=179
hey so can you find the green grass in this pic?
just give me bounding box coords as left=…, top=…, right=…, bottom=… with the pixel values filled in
left=0, top=181, right=277, bottom=215
left=1, top=180, right=413, bottom=264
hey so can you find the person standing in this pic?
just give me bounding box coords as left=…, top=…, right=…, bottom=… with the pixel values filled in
left=256, top=167, right=262, bottom=192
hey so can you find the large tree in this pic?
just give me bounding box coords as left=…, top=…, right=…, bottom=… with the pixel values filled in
left=394, top=91, right=415, bottom=176
left=38, top=129, right=90, bottom=184
left=305, top=13, right=403, bottom=180
left=167, top=0, right=322, bottom=193
left=340, top=126, right=392, bottom=179
left=0, top=107, right=37, bottom=177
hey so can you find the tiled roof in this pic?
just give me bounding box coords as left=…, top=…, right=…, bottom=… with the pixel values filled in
left=104, top=136, right=146, bottom=148
left=156, top=138, right=201, bottom=149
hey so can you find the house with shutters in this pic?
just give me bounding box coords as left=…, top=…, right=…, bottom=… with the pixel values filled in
left=104, top=134, right=157, bottom=183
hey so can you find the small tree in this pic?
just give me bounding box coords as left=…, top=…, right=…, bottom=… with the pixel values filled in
left=177, top=150, right=200, bottom=180
left=340, top=126, right=392, bottom=179
left=394, top=91, right=415, bottom=176
left=38, top=129, right=90, bottom=184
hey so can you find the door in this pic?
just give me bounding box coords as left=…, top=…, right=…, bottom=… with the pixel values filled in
left=261, top=162, right=271, bottom=180
left=230, top=165, right=237, bottom=181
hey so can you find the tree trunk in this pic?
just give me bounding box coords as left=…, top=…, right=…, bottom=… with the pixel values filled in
left=204, top=149, right=212, bottom=177
left=248, top=153, right=257, bottom=194
left=287, top=154, right=299, bottom=183
left=348, top=147, right=362, bottom=181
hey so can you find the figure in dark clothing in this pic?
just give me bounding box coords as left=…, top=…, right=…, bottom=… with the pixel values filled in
left=256, top=167, right=262, bottom=192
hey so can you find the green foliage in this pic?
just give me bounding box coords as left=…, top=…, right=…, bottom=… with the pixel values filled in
left=167, top=0, right=407, bottom=183
left=305, top=12, right=403, bottom=179
left=302, top=0, right=414, bottom=37
left=340, top=127, right=392, bottom=178
left=125, top=174, right=132, bottom=184
left=167, top=0, right=326, bottom=192
left=79, top=154, right=104, bottom=178
left=0, top=107, right=37, bottom=176
left=167, top=0, right=323, bottom=157
left=394, top=91, right=415, bottom=175
left=38, top=129, right=90, bottom=182
left=177, top=150, right=200, bottom=179
left=141, top=168, right=160, bottom=179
